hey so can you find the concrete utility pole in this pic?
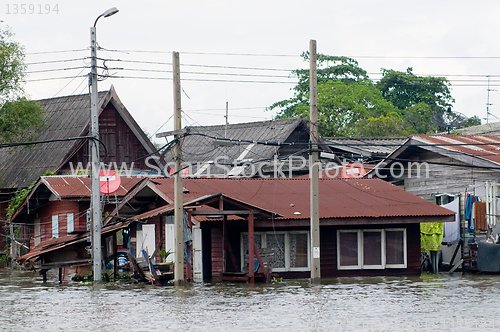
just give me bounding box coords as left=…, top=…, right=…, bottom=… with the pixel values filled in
left=309, top=39, right=321, bottom=282
left=172, top=51, right=184, bottom=285
left=90, top=7, right=119, bottom=282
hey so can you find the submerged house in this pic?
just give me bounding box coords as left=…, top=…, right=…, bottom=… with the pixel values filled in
left=121, top=177, right=454, bottom=281
left=1, top=86, right=163, bottom=258
left=11, top=176, right=146, bottom=278
left=367, top=134, right=500, bottom=271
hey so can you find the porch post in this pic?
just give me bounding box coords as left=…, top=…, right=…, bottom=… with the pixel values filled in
left=248, top=213, right=254, bottom=283
left=222, top=215, right=227, bottom=274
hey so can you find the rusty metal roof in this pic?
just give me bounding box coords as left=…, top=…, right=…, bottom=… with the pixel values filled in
left=412, top=134, right=500, bottom=165
left=147, top=177, right=454, bottom=220
left=40, top=175, right=142, bottom=198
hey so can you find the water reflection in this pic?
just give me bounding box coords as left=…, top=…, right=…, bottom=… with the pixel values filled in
left=0, top=269, right=499, bottom=331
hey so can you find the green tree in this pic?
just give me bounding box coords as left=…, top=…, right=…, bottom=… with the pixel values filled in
left=0, top=23, right=43, bottom=143
left=376, top=67, right=454, bottom=115
left=461, top=115, right=481, bottom=128
left=403, top=102, right=435, bottom=134
left=357, top=112, right=407, bottom=137
left=270, top=53, right=398, bottom=137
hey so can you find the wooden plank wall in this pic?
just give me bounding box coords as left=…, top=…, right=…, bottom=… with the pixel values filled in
left=62, top=104, right=153, bottom=172
left=402, top=151, right=499, bottom=196
left=320, top=224, right=421, bottom=278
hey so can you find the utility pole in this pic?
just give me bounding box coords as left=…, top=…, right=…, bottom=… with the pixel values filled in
left=173, top=51, right=184, bottom=285
left=89, top=24, right=102, bottom=283
left=89, top=7, right=119, bottom=283
left=309, top=40, right=321, bottom=282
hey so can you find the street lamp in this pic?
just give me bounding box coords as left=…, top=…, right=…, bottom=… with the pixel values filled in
left=90, top=7, right=118, bottom=283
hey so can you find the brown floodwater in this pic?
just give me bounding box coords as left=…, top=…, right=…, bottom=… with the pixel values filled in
left=0, top=269, right=499, bottom=331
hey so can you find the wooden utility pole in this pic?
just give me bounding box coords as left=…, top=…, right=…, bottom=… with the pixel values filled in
left=309, top=40, right=321, bottom=282
left=173, top=51, right=184, bottom=285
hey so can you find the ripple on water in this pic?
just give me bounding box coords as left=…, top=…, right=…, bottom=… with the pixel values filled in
left=0, top=269, right=500, bottom=331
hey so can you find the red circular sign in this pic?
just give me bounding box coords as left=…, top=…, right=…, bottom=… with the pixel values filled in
left=100, top=170, right=121, bottom=194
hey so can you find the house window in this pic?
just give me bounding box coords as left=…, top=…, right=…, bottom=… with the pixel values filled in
left=241, top=231, right=310, bottom=272
left=52, top=215, right=59, bottom=238
left=34, top=218, right=41, bottom=246
left=385, top=230, right=406, bottom=268
left=337, top=229, right=407, bottom=270
left=67, top=213, right=74, bottom=234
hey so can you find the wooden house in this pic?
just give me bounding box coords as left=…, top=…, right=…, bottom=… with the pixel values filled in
left=12, top=175, right=171, bottom=281
left=0, top=86, right=163, bottom=255
left=122, top=177, right=454, bottom=282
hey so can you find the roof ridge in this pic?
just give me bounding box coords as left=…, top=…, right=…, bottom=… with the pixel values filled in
left=187, top=117, right=302, bottom=131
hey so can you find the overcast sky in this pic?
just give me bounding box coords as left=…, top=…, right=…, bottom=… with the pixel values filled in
left=4, top=0, right=500, bottom=143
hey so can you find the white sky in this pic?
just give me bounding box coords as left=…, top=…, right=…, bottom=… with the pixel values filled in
left=4, top=0, right=500, bottom=143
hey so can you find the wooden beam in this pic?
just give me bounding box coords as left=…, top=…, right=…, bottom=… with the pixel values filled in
left=248, top=213, right=254, bottom=283
left=254, top=244, right=267, bottom=280
left=190, top=210, right=261, bottom=216
left=222, top=215, right=226, bottom=273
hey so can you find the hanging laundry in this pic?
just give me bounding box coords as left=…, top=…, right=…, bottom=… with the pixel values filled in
left=443, top=199, right=460, bottom=242
left=473, top=201, right=488, bottom=231
left=420, top=223, right=445, bottom=252
left=466, top=194, right=476, bottom=233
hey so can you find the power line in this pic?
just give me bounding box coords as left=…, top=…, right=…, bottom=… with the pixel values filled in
left=25, top=66, right=87, bottom=74
left=26, top=49, right=88, bottom=55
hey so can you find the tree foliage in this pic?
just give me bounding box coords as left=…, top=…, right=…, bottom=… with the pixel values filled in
left=0, top=23, right=44, bottom=143
left=269, top=53, right=479, bottom=137
left=377, top=68, right=454, bottom=115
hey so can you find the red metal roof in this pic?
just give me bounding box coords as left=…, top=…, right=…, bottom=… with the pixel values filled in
left=41, top=175, right=142, bottom=198
left=412, top=134, right=500, bottom=165
left=147, top=177, right=454, bottom=220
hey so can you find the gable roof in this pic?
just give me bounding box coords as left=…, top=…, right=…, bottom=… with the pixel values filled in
left=162, top=117, right=313, bottom=176
left=0, top=86, right=159, bottom=189
left=366, top=134, right=500, bottom=178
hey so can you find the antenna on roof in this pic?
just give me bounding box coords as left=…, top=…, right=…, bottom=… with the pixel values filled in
left=485, top=75, right=498, bottom=124
left=225, top=101, right=229, bottom=138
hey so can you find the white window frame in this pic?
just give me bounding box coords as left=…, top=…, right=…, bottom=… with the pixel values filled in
left=385, top=228, right=407, bottom=269
left=288, top=231, right=310, bottom=272
left=337, top=228, right=407, bottom=270
left=362, top=229, right=385, bottom=270
left=240, top=231, right=310, bottom=272
left=337, top=230, right=361, bottom=270
left=52, top=215, right=59, bottom=238
left=67, top=213, right=74, bottom=234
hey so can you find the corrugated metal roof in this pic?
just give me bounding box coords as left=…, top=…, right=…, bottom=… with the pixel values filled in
left=412, top=134, right=500, bottom=165
left=445, top=122, right=500, bottom=135
left=41, top=175, right=142, bottom=198
left=147, top=177, right=454, bottom=220
left=163, top=118, right=312, bottom=176
left=324, top=137, right=407, bottom=157
left=0, top=91, right=108, bottom=189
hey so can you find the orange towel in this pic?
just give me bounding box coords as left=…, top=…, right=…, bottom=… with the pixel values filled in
left=473, top=201, right=488, bottom=231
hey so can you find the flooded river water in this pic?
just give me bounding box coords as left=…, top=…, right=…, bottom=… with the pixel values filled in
left=0, top=269, right=499, bottom=332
